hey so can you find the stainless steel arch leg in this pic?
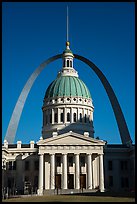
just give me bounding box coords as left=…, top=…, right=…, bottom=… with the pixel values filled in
left=4, top=53, right=132, bottom=146
left=4, top=54, right=62, bottom=144
left=74, top=54, right=132, bottom=146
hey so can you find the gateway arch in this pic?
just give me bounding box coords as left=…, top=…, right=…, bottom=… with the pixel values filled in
left=4, top=54, right=132, bottom=146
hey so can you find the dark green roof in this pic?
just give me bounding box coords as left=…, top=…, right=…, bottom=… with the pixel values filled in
left=63, top=49, right=73, bottom=54
left=45, top=76, right=91, bottom=99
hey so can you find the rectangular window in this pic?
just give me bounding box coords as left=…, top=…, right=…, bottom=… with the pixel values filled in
left=56, top=156, right=61, bottom=167
left=121, top=177, right=129, bottom=188
left=25, top=176, right=29, bottom=182
left=13, top=161, right=16, bottom=170
left=8, top=161, right=12, bottom=170
left=68, top=156, right=73, bottom=166
left=125, top=177, right=129, bottom=188
left=108, top=160, right=113, bottom=171
left=108, top=176, right=113, bottom=187
left=25, top=161, right=30, bottom=171
left=80, top=156, right=85, bottom=167
left=34, top=176, right=38, bottom=188
left=120, top=160, right=128, bottom=171
left=34, top=160, right=39, bottom=171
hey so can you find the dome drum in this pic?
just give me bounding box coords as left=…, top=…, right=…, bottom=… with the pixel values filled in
left=42, top=103, right=94, bottom=139
left=43, top=96, right=93, bottom=108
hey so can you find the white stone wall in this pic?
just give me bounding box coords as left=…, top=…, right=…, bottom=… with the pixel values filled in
left=2, top=139, right=134, bottom=195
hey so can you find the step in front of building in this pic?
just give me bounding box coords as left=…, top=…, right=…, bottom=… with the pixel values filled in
left=43, top=188, right=98, bottom=195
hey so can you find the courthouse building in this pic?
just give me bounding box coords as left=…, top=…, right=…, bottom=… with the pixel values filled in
left=2, top=42, right=135, bottom=196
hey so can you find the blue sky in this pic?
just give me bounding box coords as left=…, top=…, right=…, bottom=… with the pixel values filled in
left=2, top=2, right=135, bottom=144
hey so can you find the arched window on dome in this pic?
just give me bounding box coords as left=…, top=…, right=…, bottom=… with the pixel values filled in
left=80, top=113, right=82, bottom=122
left=61, top=112, right=64, bottom=122
left=45, top=113, right=48, bottom=124
left=73, top=113, right=77, bottom=122
left=67, top=112, right=70, bottom=122
left=70, top=60, right=72, bottom=67
left=63, top=59, right=65, bottom=67
left=54, top=110, right=58, bottom=123
left=49, top=110, right=52, bottom=123
left=84, top=114, right=87, bottom=123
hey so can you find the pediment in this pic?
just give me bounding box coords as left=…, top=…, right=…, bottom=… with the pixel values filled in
left=37, top=132, right=105, bottom=146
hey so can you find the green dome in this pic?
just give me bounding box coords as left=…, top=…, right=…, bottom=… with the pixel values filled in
left=45, top=76, right=91, bottom=99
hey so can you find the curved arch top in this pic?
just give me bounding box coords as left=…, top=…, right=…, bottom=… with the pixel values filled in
left=4, top=53, right=132, bottom=146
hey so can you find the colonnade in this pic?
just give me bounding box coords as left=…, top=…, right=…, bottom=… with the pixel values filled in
left=38, top=152, right=104, bottom=195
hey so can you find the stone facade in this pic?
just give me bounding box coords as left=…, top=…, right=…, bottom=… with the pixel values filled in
left=2, top=134, right=134, bottom=196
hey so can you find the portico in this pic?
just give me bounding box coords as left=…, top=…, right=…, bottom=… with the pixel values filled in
left=37, top=132, right=105, bottom=195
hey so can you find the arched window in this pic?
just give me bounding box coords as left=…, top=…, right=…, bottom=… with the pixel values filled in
left=54, top=113, right=58, bottom=123
left=80, top=113, right=82, bottom=122
left=67, top=60, right=69, bottom=67
left=84, top=114, right=87, bottom=123
left=63, top=59, right=65, bottom=67
left=50, top=112, right=52, bottom=123
left=70, top=60, right=72, bottom=67
left=45, top=114, right=48, bottom=124
left=67, top=112, right=70, bottom=122
left=61, top=112, right=64, bottom=122
left=73, top=113, right=77, bottom=122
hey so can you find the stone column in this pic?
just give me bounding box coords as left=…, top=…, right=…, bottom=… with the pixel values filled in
left=99, top=154, right=105, bottom=192
left=38, top=153, right=44, bottom=195
left=75, top=154, right=80, bottom=189
left=87, top=153, right=92, bottom=189
left=50, top=154, right=55, bottom=189
left=63, top=154, right=68, bottom=189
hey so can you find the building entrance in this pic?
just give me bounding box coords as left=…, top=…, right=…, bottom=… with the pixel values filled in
left=55, top=174, right=61, bottom=189
left=80, top=174, right=86, bottom=189
left=68, top=174, right=74, bottom=189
